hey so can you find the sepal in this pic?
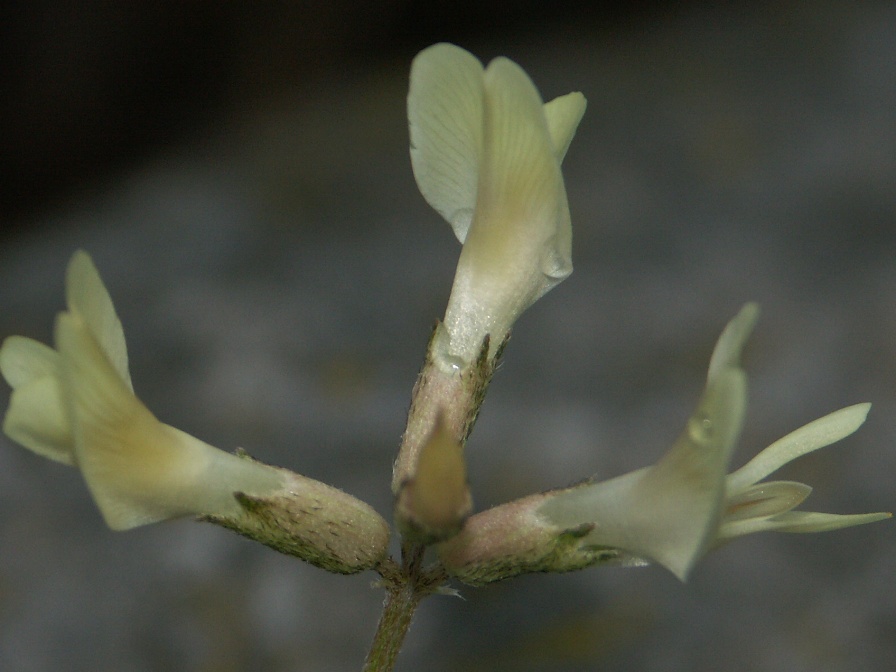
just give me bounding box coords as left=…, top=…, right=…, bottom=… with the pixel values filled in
left=203, top=458, right=390, bottom=574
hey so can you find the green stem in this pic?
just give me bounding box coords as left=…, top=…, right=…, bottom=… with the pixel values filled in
left=363, top=546, right=437, bottom=672
left=363, top=580, right=423, bottom=672
left=364, top=544, right=432, bottom=672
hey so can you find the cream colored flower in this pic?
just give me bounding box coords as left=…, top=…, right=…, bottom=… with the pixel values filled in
left=538, top=304, right=889, bottom=580
left=1, top=251, right=283, bottom=530
left=408, top=43, right=586, bottom=368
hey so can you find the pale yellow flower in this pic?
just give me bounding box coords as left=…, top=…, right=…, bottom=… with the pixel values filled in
left=539, top=304, right=889, bottom=580
left=1, top=251, right=283, bottom=530
left=408, top=43, right=586, bottom=367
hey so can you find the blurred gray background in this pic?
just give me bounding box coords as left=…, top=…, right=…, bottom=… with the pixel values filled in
left=1, top=1, right=894, bottom=670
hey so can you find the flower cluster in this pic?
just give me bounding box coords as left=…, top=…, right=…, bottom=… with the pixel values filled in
left=405, top=44, right=887, bottom=583
left=0, top=44, right=887, bottom=597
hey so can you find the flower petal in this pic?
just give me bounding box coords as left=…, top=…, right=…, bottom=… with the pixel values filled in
left=719, top=510, right=891, bottom=539
left=543, top=91, right=587, bottom=162
left=762, top=510, right=891, bottom=533
left=56, top=310, right=281, bottom=530
left=65, top=250, right=132, bottom=391
left=476, top=55, right=572, bottom=286
left=1, top=336, right=73, bottom=463
left=726, top=403, right=871, bottom=493
left=408, top=43, right=485, bottom=244
left=0, top=336, right=59, bottom=387
left=707, top=302, right=758, bottom=385
left=540, top=366, right=747, bottom=580
left=439, top=55, right=573, bottom=364
left=723, top=480, right=812, bottom=523
left=3, top=373, right=74, bottom=464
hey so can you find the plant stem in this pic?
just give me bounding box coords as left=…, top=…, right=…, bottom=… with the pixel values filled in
left=363, top=580, right=422, bottom=672
left=363, top=545, right=441, bottom=672
left=370, top=330, right=496, bottom=671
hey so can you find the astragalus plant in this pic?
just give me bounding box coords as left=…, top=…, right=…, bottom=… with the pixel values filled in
left=1, top=43, right=888, bottom=672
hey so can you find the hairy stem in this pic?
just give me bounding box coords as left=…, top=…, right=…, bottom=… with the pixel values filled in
left=363, top=546, right=443, bottom=672
left=370, top=330, right=499, bottom=670
left=363, top=582, right=421, bottom=671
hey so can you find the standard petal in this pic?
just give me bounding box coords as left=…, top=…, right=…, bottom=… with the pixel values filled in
left=408, top=43, right=485, bottom=243
left=440, top=56, right=572, bottom=364
left=476, top=55, right=572, bottom=287
left=65, top=250, right=133, bottom=391
left=726, top=403, right=871, bottom=493
left=56, top=311, right=281, bottom=530
left=543, top=92, right=587, bottom=162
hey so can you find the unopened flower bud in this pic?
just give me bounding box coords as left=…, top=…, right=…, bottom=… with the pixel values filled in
left=395, top=415, right=472, bottom=544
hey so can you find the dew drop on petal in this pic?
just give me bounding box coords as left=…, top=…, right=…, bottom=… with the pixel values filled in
left=688, top=412, right=714, bottom=445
